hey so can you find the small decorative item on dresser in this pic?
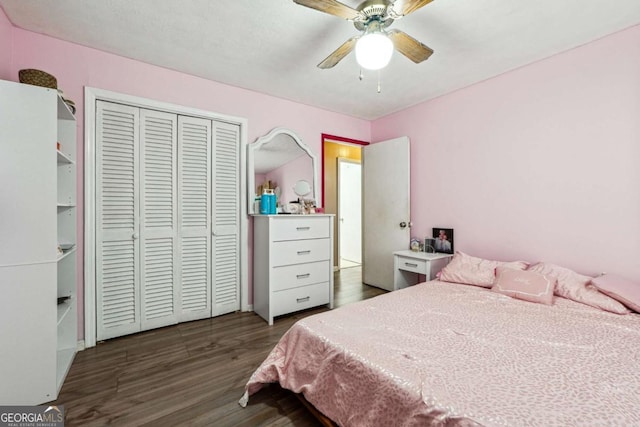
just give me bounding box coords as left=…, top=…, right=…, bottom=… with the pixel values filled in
left=18, top=69, right=58, bottom=89
left=260, top=189, right=276, bottom=215
left=284, top=202, right=301, bottom=214
left=410, top=238, right=421, bottom=252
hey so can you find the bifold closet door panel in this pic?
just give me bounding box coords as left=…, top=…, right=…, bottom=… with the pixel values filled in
left=95, top=100, right=241, bottom=339
left=178, top=116, right=212, bottom=322
left=212, top=121, right=241, bottom=316
left=96, top=101, right=141, bottom=341
left=140, top=109, right=179, bottom=330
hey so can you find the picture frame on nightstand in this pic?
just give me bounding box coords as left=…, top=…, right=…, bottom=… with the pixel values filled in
left=432, top=228, right=454, bottom=254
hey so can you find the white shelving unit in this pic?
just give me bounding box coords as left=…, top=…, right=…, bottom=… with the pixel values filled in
left=0, top=79, right=77, bottom=404
left=56, top=94, right=78, bottom=395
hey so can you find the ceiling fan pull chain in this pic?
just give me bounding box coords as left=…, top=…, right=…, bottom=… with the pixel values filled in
left=377, top=70, right=382, bottom=93
left=359, top=68, right=364, bottom=81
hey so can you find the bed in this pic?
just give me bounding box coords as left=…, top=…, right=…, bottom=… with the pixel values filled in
left=240, top=279, right=640, bottom=426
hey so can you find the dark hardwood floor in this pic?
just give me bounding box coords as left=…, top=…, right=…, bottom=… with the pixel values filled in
left=55, top=266, right=385, bottom=426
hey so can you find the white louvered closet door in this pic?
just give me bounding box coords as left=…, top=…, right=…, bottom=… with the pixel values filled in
left=140, top=109, right=179, bottom=330
left=212, top=121, right=241, bottom=316
left=178, top=116, right=212, bottom=322
left=96, top=101, right=141, bottom=341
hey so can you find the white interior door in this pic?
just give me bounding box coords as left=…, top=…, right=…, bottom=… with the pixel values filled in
left=362, top=137, right=410, bottom=291
left=338, top=158, right=362, bottom=265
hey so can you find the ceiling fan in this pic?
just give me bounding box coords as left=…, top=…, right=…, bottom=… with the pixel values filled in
left=293, top=0, right=435, bottom=70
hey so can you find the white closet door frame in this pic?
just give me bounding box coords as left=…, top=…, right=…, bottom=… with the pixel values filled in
left=84, top=87, right=248, bottom=348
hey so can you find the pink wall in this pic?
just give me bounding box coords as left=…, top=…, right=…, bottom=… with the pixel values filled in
left=9, top=28, right=370, bottom=340
left=7, top=17, right=639, bottom=342
left=0, top=7, right=12, bottom=79
left=372, top=25, right=640, bottom=283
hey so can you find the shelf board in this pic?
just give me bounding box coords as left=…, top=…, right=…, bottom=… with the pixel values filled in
left=56, top=149, right=75, bottom=165
left=57, top=203, right=77, bottom=209
left=57, top=95, right=75, bottom=121
left=57, top=246, right=77, bottom=262
left=56, top=347, right=76, bottom=392
left=57, top=299, right=72, bottom=326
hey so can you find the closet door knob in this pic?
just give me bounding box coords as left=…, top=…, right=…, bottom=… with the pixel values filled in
left=132, top=233, right=139, bottom=240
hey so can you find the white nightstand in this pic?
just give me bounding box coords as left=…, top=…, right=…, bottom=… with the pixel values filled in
left=393, top=250, right=453, bottom=290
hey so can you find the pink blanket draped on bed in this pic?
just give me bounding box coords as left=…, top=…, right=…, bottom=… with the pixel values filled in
left=240, top=281, right=640, bottom=426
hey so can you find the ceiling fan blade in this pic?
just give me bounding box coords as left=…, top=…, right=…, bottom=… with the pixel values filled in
left=388, top=29, right=433, bottom=63
left=293, top=0, right=362, bottom=20
left=391, top=0, right=434, bottom=17
left=317, top=37, right=358, bottom=69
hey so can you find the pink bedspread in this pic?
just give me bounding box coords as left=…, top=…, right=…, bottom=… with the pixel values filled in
left=241, top=281, right=640, bottom=426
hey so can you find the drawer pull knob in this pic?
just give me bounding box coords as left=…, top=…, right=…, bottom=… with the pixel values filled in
left=296, top=273, right=311, bottom=279
left=297, top=250, right=311, bottom=255
left=405, top=262, right=418, bottom=267
left=296, top=226, right=311, bottom=231
left=296, top=296, right=310, bottom=303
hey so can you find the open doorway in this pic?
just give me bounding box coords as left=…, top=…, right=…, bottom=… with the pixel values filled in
left=338, top=158, right=362, bottom=268
left=322, top=134, right=369, bottom=271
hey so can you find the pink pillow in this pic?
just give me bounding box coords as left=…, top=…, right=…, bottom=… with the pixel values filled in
left=591, top=274, right=640, bottom=313
left=492, top=267, right=556, bottom=305
left=527, top=262, right=629, bottom=314
left=439, top=251, right=528, bottom=288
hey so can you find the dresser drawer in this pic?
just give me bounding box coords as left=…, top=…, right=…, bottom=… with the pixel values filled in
left=397, top=257, right=427, bottom=274
left=272, top=282, right=331, bottom=317
left=271, top=261, right=330, bottom=292
left=271, top=216, right=330, bottom=241
left=272, top=238, right=330, bottom=267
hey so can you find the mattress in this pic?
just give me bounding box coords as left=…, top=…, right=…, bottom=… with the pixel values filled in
left=241, top=281, right=640, bottom=426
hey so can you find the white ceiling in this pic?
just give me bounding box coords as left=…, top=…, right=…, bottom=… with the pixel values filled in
left=2, top=0, right=639, bottom=120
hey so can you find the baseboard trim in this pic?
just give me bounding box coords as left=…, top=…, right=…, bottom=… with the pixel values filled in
left=77, top=340, right=86, bottom=352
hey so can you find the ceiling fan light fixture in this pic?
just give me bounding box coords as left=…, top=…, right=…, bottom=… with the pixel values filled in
left=355, top=32, right=393, bottom=70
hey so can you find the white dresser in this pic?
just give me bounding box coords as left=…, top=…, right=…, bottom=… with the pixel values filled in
left=253, top=214, right=334, bottom=325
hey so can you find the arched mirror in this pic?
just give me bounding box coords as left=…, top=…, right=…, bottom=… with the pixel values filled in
left=247, top=128, right=320, bottom=214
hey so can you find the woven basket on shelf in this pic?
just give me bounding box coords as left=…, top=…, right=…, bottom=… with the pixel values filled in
left=18, top=69, right=57, bottom=89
